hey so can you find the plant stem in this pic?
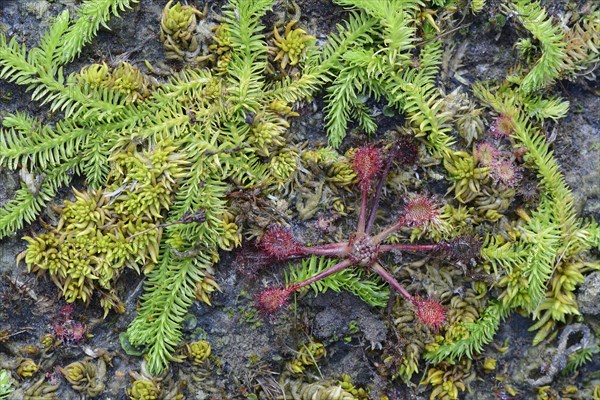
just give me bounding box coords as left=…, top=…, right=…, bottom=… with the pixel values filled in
left=379, top=243, right=439, bottom=253
left=299, top=242, right=350, bottom=257
left=365, top=145, right=398, bottom=235
left=370, top=262, right=413, bottom=301
left=356, top=189, right=369, bottom=235
left=372, top=217, right=407, bottom=244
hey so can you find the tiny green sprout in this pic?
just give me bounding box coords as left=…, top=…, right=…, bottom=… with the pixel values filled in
left=348, top=320, right=360, bottom=334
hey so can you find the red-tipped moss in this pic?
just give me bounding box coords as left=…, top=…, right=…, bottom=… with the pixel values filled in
left=394, top=136, right=419, bottom=167
left=490, top=159, right=522, bottom=187
left=234, top=242, right=275, bottom=278
left=473, top=141, right=500, bottom=167
left=403, top=194, right=439, bottom=227
left=352, top=145, right=383, bottom=190
left=490, top=114, right=515, bottom=139
left=255, top=286, right=295, bottom=314
left=259, top=225, right=302, bottom=260
left=412, top=297, right=446, bottom=331
left=436, top=235, right=482, bottom=265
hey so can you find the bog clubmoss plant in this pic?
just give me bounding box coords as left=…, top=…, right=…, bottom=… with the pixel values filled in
left=0, top=0, right=598, bottom=390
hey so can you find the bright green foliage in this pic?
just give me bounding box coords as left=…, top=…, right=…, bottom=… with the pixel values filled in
left=317, top=0, right=453, bottom=151
left=0, top=369, right=13, bottom=400
left=58, top=0, right=138, bottom=65
left=264, top=11, right=376, bottom=106
left=286, top=256, right=390, bottom=308
left=0, top=7, right=133, bottom=123
left=564, top=346, right=599, bottom=374
left=0, top=159, right=79, bottom=238
left=426, top=301, right=509, bottom=364
left=507, top=0, right=567, bottom=94
left=19, top=140, right=185, bottom=315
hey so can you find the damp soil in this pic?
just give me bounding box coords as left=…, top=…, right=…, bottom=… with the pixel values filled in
left=0, top=0, right=599, bottom=399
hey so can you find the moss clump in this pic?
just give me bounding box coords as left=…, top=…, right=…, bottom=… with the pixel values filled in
left=19, top=140, right=185, bottom=315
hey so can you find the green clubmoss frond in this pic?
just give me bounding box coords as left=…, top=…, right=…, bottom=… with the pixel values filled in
left=323, top=66, right=368, bottom=147
left=0, top=160, right=79, bottom=238
left=286, top=256, right=390, bottom=308
left=507, top=0, right=567, bottom=94
left=523, top=95, right=569, bottom=122
left=0, top=35, right=38, bottom=86
left=0, top=3, right=136, bottom=122
left=321, top=48, right=388, bottom=147
left=126, top=247, right=215, bottom=374
left=30, top=10, right=71, bottom=70
left=481, top=235, right=525, bottom=276
left=334, top=0, right=419, bottom=63
left=564, top=346, right=599, bottom=374
left=386, top=41, right=454, bottom=153
left=473, top=82, right=569, bottom=123
left=81, top=131, right=114, bottom=188
left=310, top=11, right=377, bottom=74
left=264, top=11, right=377, bottom=104
left=425, top=301, right=509, bottom=364
left=222, top=0, right=273, bottom=113
left=56, top=0, right=139, bottom=65
left=0, top=35, right=129, bottom=122
left=0, top=113, right=87, bottom=170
